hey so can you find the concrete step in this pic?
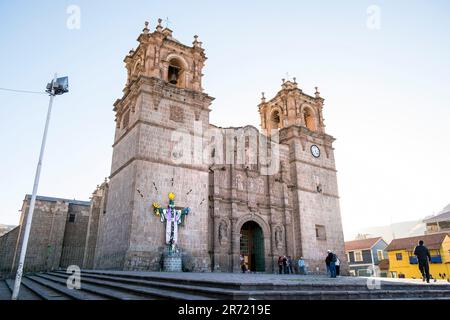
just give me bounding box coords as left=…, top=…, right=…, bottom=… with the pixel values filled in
left=58, top=270, right=450, bottom=300
left=24, top=270, right=450, bottom=300
left=18, top=277, right=71, bottom=300
left=47, top=271, right=214, bottom=300
left=4, top=279, right=41, bottom=300
left=77, top=270, right=450, bottom=292
left=25, top=275, right=105, bottom=300
left=51, top=270, right=235, bottom=299
left=36, top=273, right=151, bottom=300
left=0, top=280, right=11, bottom=300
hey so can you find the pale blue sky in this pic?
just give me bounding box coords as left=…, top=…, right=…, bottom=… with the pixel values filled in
left=1, top=1, right=449, bottom=239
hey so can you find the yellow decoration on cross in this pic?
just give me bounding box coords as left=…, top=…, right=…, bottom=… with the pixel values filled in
left=152, top=202, right=161, bottom=209
left=168, top=192, right=175, bottom=200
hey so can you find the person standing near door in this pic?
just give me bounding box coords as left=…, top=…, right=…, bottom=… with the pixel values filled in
left=414, top=240, right=431, bottom=283
left=278, top=256, right=283, bottom=274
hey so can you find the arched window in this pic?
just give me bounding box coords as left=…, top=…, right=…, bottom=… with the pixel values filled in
left=271, top=110, right=281, bottom=130
left=303, top=108, right=316, bottom=131
left=167, top=58, right=184, bottom=87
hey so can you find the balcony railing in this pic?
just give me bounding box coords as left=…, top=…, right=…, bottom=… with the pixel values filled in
left=409, top=255, right=442, bottom=264
left=409, top=256, right=418, bottom=264
left=430, top=255, right=442, bottom=263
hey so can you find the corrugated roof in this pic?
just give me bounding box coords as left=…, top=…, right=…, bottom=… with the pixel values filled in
left=386, top=232, right=449, bottom=251
left=25, top=194, right=90, bottom=206
left=423, top=211, right=450, bottom=223
left=345, top=237, right=382, bottom=251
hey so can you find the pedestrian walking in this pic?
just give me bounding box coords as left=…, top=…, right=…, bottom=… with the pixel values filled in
left=298, top=257, right=306, bottom=275
left=413, top=240, right=431, bottom=283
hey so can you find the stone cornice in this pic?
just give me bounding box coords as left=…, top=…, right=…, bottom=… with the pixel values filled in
left=109, top=155, right=209, bottom=180
left=279, top=125, right=336, bottom=144
left=114, top=76, right=214, bottom=113
left=113, top=118, right=206, bottom=148
left=288, top=157, right=337, bottom=173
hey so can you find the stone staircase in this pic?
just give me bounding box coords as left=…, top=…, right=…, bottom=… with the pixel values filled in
left=1, top=270, right=450, bottom=300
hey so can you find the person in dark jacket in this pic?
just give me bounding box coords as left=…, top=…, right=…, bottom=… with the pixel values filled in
left=325, top=250, right=332, bottom=275
left=287, top=256, right=294, bottom=274
left=278, top=256, right=283, bottom=274
left=413, top=240, right=431, bottom=283
left=325, top=250, right=337, bottom=278
left=282, top=256, right=288, bottom=274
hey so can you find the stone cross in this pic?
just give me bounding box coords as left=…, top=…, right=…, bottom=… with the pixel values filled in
left=164, top=17, right=172, bottom=29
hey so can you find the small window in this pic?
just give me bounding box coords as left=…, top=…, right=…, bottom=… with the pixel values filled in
left=354, top=251, right=363, bottom=262
left=396, top=253, right=402, bottom=261
left=315, top=225, right=326, bottom=240
left=271, top=110, right=281, bottom=129
left=68, top=213, right=76, bottom=223
left=303, top=108, right=316, bottom=131
left=377, top=250, right=384, bottom=260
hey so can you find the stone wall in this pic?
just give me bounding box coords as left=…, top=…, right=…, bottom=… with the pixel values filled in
left=209, top=126, right=292, bottom=273
left=13, top=197, right=69, bottom=272
left=60, top=203, right=91, bottom=268
left=281, top=126, right=348, bottom=274
left=0, top=227, right=19, bottom=278
left=5, top=196, right=91, bottom=274
left=83, top=182, right=108, bottom=269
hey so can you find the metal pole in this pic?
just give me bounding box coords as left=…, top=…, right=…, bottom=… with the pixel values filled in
left=11, top=74, right=57, bottom=300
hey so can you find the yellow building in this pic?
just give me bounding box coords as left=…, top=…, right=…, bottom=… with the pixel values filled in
left=386, top=232, right=450, bottom=280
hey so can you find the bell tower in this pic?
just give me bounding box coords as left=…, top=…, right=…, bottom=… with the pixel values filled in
left=94, top=19, right=214, bottom=271
left=259, top=78, right=347, bottom=274
left=258, top=78, right=326, bottom=134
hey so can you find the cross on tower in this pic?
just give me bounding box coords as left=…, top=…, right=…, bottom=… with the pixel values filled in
left=164, top=17, right=172, bottom=29
left=285, top=72, right=291, bottom=81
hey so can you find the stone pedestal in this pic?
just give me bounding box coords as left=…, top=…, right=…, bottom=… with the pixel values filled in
left=163, top=250, right=182, bottom=272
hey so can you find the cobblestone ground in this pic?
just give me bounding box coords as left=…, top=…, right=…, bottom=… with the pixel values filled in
left=84, top=270, right=450, bottom=286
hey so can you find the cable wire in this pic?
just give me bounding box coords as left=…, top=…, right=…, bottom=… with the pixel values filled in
left=0, top=87, right=47, bottom=95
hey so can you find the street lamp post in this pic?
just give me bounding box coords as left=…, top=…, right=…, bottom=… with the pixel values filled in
left=11, top=74, right=69, bottom=300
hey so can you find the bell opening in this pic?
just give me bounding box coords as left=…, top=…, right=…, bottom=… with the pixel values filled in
left=168, top=65, right=180, bottom=85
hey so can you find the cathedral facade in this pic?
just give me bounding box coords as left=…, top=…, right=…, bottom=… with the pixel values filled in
left=89, top=20, right=347, bottom=274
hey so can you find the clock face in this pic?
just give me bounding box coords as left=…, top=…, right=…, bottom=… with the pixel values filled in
left=311, top=145, right=320, bottom=158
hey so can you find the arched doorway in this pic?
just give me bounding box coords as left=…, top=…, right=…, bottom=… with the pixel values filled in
left=240, top=221, right=265, bottom=272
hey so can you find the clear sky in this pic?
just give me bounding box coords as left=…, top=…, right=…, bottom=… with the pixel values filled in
left=1, top=1, right=449, bottom=240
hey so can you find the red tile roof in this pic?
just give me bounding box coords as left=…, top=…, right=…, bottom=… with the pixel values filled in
left=386, top=232, right=449, bottom=251
left=345, top=237, right=382, bottom=251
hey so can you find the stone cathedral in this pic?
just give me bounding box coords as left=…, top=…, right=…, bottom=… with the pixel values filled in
left=0, top=19, right=347, bottom=276
left=85, top=19, right=348, bottom=274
